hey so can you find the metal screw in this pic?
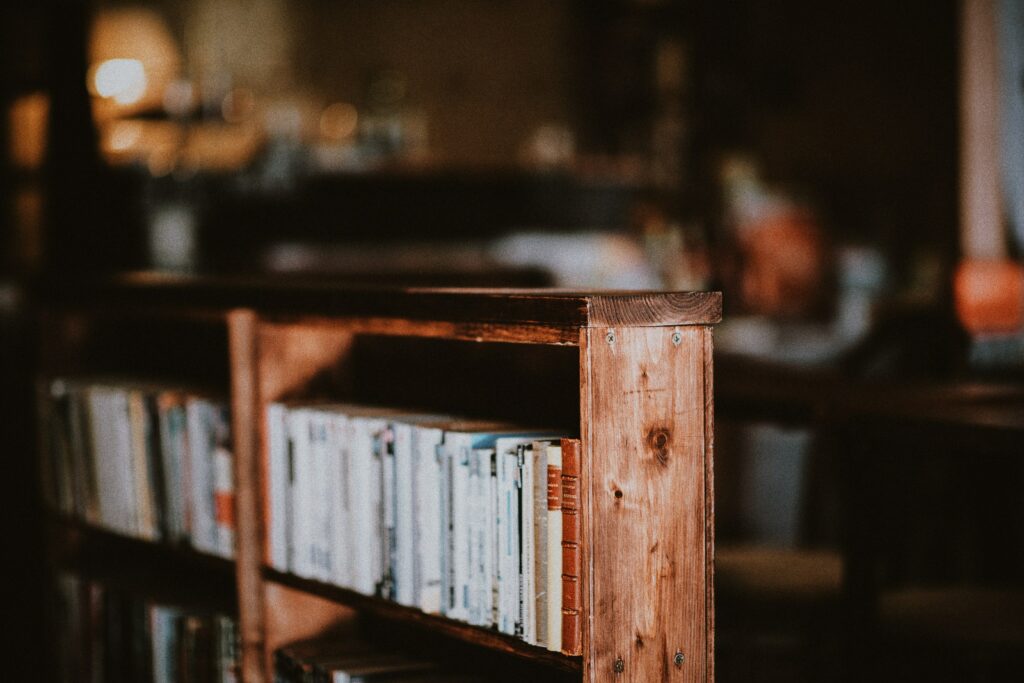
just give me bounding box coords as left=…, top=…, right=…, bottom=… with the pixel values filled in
left=671, top=330, right=682, bottom=346
left=674, top=651, right=685, bottom=668
left=606, top=330, right=616, bottom=345
left=613, top=657, right=625, bottom=674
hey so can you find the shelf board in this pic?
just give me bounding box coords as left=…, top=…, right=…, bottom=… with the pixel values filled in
left=262, top=567, right=582, bottom=673
left=39, top=273, right=722, bottom=330
left=47, top=516, right=238, bottom=614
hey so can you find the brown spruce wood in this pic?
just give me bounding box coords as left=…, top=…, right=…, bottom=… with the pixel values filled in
left=582, top=326, right=709, bottom=682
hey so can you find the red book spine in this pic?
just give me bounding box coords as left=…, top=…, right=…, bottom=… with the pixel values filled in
left=560, top=438, right=582, bottom=656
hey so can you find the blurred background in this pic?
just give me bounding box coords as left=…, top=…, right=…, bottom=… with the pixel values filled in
left=2, top=0, right=1023, bottom=680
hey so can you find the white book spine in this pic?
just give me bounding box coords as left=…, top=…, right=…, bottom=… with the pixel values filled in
left=380, top=426, right=397, bottom=600
left=287, top=409, right=312, bottom=577
left=309, top=411, right=334, bottom=580
left=451, top=438, right=471, bottom=622
left=469, top=448, right=495, bottom=627
left=393, top=423, right=415, bottom=606
left=532, top=443, right=549, bottom=647
left=89, top=388, right=134, bottom=536
left=330, top=412, right=351, bottom=589
left=349, top=417, right=385, bottom=595
left=546, top=443, right=563, bottom=653
left=116, top=390, right=139, bottom=536
left=466, top=449, right=483, bottom=625
left=488, top=452, right=499, bottom=629
left=188, top=399, right=219, bottom=554
left=496, top=450, right=519, bottom=635
left=266, top=403, right=290, bottom=571
left=413, top=426, right=444, bottom=613
left=520, top=446, right=536, bottom=644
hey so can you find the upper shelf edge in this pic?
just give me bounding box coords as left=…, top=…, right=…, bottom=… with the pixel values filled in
left=35, top=272, right=722, bottom=328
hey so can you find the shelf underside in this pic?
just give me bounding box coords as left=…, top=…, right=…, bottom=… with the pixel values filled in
left=262, top=567, right=583, bottom=673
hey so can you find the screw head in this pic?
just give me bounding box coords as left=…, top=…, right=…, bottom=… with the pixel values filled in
left=606, top=330, right=616, bottom=344
left=671, top=330, right=682, bottom=346
left=674, top=651, right=685, bottom=667
left=613, top=657, right=625, bottom=674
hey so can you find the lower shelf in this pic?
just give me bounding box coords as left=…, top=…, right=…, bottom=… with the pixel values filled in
left=262, top=566, right=582, bottom=673
left=47, top=515, right=238, bottom=614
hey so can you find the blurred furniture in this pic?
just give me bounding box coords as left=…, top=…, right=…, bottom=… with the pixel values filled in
left=839, top=390, right=1024, bottom=682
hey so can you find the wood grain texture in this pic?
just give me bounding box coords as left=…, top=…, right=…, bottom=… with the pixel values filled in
left=702, top=327, right=715, bottom=683
left=586, top=292, right=721, bottom=328
left=228, top=309, right=266, bottom=683
left=261, top=315, right=580, bottom=346
left=583, top=326, right=708, bottom=682
left=38, top=273, right=721, bottom=328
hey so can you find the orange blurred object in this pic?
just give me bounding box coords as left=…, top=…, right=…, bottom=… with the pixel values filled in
left=738, top=210, right=828, bottom=317
left=954, top=259, right=1024, bottom=333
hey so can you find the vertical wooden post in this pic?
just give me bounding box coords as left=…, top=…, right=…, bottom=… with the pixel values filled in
left=582, top=325, right=711, bottom=682
left=228, top=309, right=266, bottom=683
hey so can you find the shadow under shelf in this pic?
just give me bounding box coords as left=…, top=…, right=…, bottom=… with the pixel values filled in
left=47, top=515, right=238, bottom=614
left=262, top=566, right=582, bottom=674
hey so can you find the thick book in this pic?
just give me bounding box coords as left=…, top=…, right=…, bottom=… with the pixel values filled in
left=560, top=437, right=583, bottom=656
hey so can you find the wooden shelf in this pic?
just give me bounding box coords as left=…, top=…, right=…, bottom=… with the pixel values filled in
left=37, top=273, right=722, bottom=330
left=38, top=280, right=719, bottom=682
left=47, top=515, right=237, bottom=614
left=262, top=567, right=582, bottom=673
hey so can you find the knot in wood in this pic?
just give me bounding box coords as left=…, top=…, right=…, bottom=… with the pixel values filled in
left=613, top=657, right=625, bottom=674
left=646, top=427, right=671, bottom=466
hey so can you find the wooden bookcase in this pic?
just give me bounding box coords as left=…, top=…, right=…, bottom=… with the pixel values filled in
left=37, top=276, right=721, bottom=683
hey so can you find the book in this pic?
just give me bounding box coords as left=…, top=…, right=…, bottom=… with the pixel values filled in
left=529, top=439, right=553, bottom=648
left=157, top=391, right=189, bottom=545
left=87, top=385, right=137, bottom=536
left=389, top=414, right=452, bottom=608
left=410, top=422, right=446, bottom=614
left=560, top=437, right=583, bottom=656
left=55, top=574, right=239, bottom=683
left=544, top=442, right=563, bottom=653
left=265, top=402, right=291, bottom=571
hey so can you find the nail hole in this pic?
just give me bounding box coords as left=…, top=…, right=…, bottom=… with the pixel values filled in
left=614, top=489, right=623, bottom=499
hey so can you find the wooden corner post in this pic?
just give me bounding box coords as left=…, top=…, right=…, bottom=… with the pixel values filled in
left=581, top=324, right=713, bottom=682
left=228, top=308, right=267, bottom=683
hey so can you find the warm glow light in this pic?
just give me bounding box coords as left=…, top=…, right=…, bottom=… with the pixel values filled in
left=106, top=120, right=143, bottom=152
left=93, top=59, right=147, bottom=105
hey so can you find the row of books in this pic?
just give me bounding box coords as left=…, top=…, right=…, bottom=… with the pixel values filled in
left=275, top=637, right=480, bottom=683
left=38, top=378, right=235, bottom=559
left=265, top=403, right=583, bottom=655
left=54, top=574, right=240, bottom=683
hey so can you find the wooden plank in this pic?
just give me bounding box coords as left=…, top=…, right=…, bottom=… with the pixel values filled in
left=586, top=292, right=721, bottom=328
left=37, top=274, right=722, bottom=328
left=702, top=327, right=715, bottom=683
left=261, top=315, right=580, bottom=346
left=228, top=309, right=266, bottom=683
left=262, top=568, right=582, bottom=673
left=583, top=326, right=708, bottom=682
